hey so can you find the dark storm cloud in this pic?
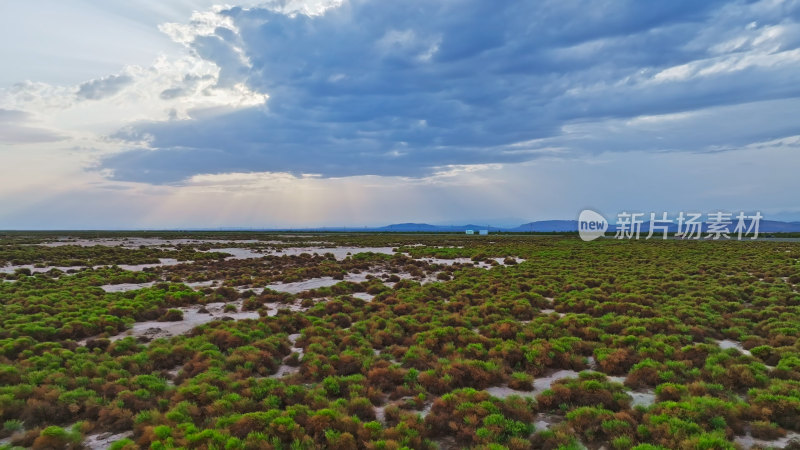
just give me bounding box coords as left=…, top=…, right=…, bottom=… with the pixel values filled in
left=101, top=0, right=800, bottom=183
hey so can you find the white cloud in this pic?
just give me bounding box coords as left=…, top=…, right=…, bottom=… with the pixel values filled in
left=76, top=74, right=134, bottom=100
left=0, top=108, right=66, bottom=144
left=650, top=47, right=800, bottom=84
left=1, top=52, right=266, bottom=138
left=159, top=6, right=239, bottom=45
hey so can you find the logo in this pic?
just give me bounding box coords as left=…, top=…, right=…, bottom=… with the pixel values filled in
left=578, top=209, right=608, bottom=241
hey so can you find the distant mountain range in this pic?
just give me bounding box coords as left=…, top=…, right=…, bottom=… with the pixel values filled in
left=281, top=219, right=800, bottom=233
left=375, top=223, right=507, bottom=232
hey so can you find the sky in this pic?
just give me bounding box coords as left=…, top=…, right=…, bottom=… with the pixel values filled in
left=1, top=0, right=800, bottom=229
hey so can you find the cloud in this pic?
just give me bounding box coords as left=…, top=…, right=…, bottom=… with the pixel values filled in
left=0, top=108, right=65, bottom=144
left=159, top=74, right=215, bottom=100
left=0, top=109, right=27, bottom=122
left=0, top=55, right=266, bottom=142
left=54, top=0, right=800, bottom=182
left=76, top=74, right=134, bottom=100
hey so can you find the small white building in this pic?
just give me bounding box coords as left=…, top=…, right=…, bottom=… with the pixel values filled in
left=479, top=229, right=489, bottom=235
left=465, top=230, right=475, bottom=235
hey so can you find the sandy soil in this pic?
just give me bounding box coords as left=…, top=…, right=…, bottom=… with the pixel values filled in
left=734, top=431, right=800, bottom=449
left=83, top=431, right=133, bottom=449
left=80, top=300, right=260, bottom=344
left=1, top=258, right=182, bottom=274
left=716, top=339, right=752, bottom=356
